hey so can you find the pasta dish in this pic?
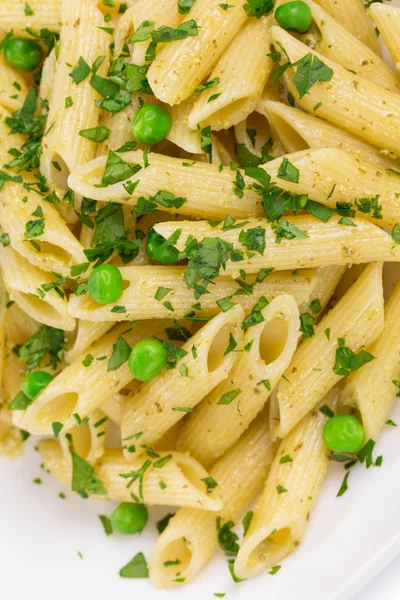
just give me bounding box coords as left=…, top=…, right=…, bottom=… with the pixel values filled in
left=0, top=0, right=399, bottom=588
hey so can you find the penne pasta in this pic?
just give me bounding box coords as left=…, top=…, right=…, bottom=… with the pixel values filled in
left=19, top=320, right=169, bottom=435
left=121, top=305, right=244, bottom=450
left=0, top=0, right=62, bottom=32
left=0, top=56, right=29, bottom=112
left=39, top=439, right=223, bottom=510
left=369, top=4, right=400, bottom=70
left=68, top=265, right=317, bottom=321
left=188, top=17, right=273, bottom=130
left=58, top=408, right=109, bottom=468
left=64, top=320, right=113, bottom=364
left=177, top=295, right=300, bottom=468
left=275, top=262, right=384, bottom=437
left=40, top=0, right=110, bottom=190
left=234, top=390, right=337, bottom=579
left=263, top=101, right=397, bottom=169
left=150, top=413, right=275, bottom=588
left=0, top=245, right=75, bottom=331
left=68, top=150, right=261, bottom=219
left=155, top=216, right=400, bottom=275
left=271, top=26, right=400, bottom=157
left=147, top=0, right=248, bottom=105
left=0, top=182, right=86, bottom=276
left=314, top=0, right=379, bottom=53
left=342, top=278, right=400, bottom=441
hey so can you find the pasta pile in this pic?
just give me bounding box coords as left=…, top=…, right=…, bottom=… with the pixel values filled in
left=0, top=0, right=400, bottom=588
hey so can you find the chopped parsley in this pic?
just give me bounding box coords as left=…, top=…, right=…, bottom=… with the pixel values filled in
left=119, top=552, right=149, bottom=578
left=333, top=338, right=375, bottom=376
left=107, top=336, right=131, bottom=371
left=71, top=452, right=107, bottom=498
left=18, top=326, right=65, bottom=372
left=217, top=517, right=240, bottom=557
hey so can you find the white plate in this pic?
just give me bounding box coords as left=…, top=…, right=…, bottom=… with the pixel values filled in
left=1, top=399, right=400, bottom=600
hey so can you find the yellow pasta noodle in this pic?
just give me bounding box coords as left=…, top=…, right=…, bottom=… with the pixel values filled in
left=121, top=305, right=244, bottom=450
left=150, top=413, right=275, bottom=588
left=177, top=295, right=300, bottom=467
left=0, top=0, right=62, bottom=32
left=275, top=262, right=384, bottom=438
left=369, top=4, right=400, bottom=70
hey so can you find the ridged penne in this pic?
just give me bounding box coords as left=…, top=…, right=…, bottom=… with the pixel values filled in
left=188, top=17, right=273, bottom=130
left=167, top=96, right=203, bottom=154
left=58, top=408, right=109, bottom=468
left=0, top=183, right=86, bottom=276
left=261, top=148, right=400, bottom=228
left=177, top=295, right=300, bottom=468
left=147, top=0, right=248, bottom=105
left=342, top=278, right=400, bottom=441
left=0, top=245, right=75, bottom=331
left=64, top=320, right=113, bottom=364
left=68, top=150, right=260, bottom=219
left=263, top=102, right=397, bottom=169
left=0, top=0, right=62, bottom=32
left=275, top=262, right=384, bottom=437
left=39, top=440, right=223, bottom=510
left=0, top=106, right=25, bottom=164
left=41, top=0, right=110, bottom=190
left=234, top=391, right=337, bottom=579
left=272, top=26, right=400, bottom=157
left=0, top=56, right=29, bottom=112
left=19, top=320, right=169, bottom=435
left=68, top=265, right=317, bottom=321
left=314, top=0, right=379, bottom=53
left=150, top=413, right=275, bottom=588
left=294, top=0, right=400, bottom=92
left=155, top=216, right=400, bottom=275
left=121, top=305, right=244, bottom=450
left=369, top=4, right=400, bottom=70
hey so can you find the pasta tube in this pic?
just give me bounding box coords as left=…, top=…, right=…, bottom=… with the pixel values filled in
left=121, top=305, right=244, bottom=450
left=0, top=0, right=62, bottom=32
left=41, top=0, right=110, bottom=190
left=0, top=245, right=75, bottom=332
left=68, top=150, right=260, bottom=219
left=342, top=278, right=400, bottom=441
left=150, top=413, right=275, bottom=588
left=38, top=440, right=223, bottom=510
left=0, top=183, right=86, bottom=276
left=0, top=56, right=29, bottom=112
left=20, top=320, right=168, bottom=435
left=147, top=0, right=248, bottom=105
left=177, top=295, right=300, bottom=467
left=58, top=408, right=109, bottom=468
left=68, top=265, right=317, bottom=321
left=314, top=0, right=379, bottom=53
left=275, top=262, right=384, bottom=437
left=188, top=17, right=273, bottom=130
left=234, top=390, right=337, bottom=579
left=369, top=4, right=400, bottom=70
left=263, top=101, right=397, bottom=169
left=155, top=216, right=400, bottom=275
left=64, top=321, right=113, bottom=364
left=272, top=27, right=400, bottom=157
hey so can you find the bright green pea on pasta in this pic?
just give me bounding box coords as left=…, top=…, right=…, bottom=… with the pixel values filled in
left=21, top=371, right=53, bottom=400
left=274, top=1, right=313, bottom=33
left=322, top=414, right=365, bottom=453
left=128, top=338, right=168, bottom=382
left=145, top=229, right=180, bottom=265
left=88, top=264, right=123, bottom=305
left=130, top=105, right=172, bottom=144
left=4, top=37, right=43, bottom=71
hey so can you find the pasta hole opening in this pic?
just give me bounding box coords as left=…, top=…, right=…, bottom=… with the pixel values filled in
left=267, top=114, right=309, bottom=153
left=32, top=241, right=73, bottom=263
left=177, top=459, right=207, bottom=494
left=158, top=537, right=193, bottom=576
left=34, top=392, right=79, bottom=428
left=259, top=317, right=289, bottom=365
left=207, top=322, right=236, bottom=373
left=49, top=154, right=70, bottom=190
left=208, top=98, right=251, bottom=127
left=67, top=423, right=91, bottom=458
left=246, top=527, right=295, bottom=572
left=15, top=294, right=65, bottom=324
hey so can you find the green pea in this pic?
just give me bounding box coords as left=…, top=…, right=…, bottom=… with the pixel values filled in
left=322, top=414, right=364, bottom=453
left=145, top=228, right=180, bottom=265
left=21, top=371, right=53, bottom=400
left=4, top=37, right=43, bottom=71
left=131, top=105, right=172, bottom=144
left=88, top=264, right=123, bottom=305
left=274, top=1, right=313, bottom=33
left=110, top=502, right=148, bottom=535
left=129, top=338, right=167, bottom=382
